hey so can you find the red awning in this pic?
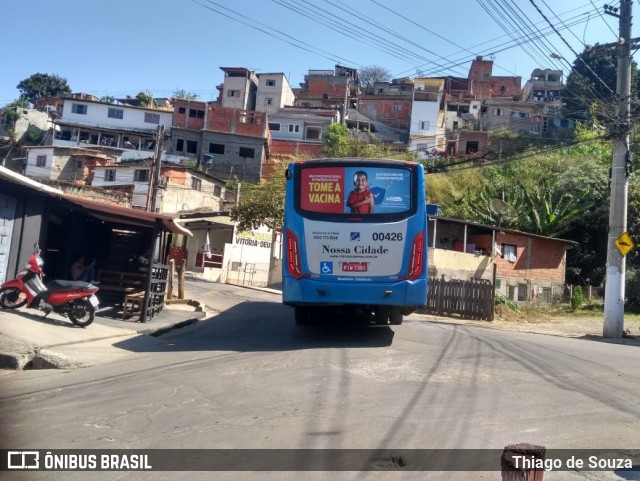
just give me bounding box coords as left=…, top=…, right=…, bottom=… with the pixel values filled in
left=62, top=194, right=192, bottom=236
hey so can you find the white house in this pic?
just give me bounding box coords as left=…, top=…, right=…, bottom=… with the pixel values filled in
left=255, top=72, right=296, bottom=114
left=409, top=78, right=445, bottom=157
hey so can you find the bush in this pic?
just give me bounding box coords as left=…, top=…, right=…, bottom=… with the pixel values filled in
left=571, top=286, right=584, bottom=311
left=495, top=293, right=520, bottom=312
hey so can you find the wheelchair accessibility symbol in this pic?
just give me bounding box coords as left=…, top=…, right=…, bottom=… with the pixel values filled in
left=320, top=261, right=333, bottom=275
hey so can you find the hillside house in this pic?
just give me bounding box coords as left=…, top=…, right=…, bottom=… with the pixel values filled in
left=90, top=160, right=227, bottom=214
left=428, top=216, right=576, bottom=305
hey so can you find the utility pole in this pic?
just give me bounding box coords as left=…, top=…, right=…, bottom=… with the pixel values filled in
left=603, top=0, right=632, bottom=338
left=147, top=125, right=165, bottom=212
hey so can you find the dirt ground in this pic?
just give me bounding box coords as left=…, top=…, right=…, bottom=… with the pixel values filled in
left=415, top=304, right=640, bottom=345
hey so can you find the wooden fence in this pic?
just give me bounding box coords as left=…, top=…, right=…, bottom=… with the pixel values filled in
left=426, top=276, right=494, bottom=321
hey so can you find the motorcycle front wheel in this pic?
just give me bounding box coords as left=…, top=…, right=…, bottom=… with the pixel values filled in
left=68, top=299, right=95, bottom=327
left=0, top=287, right=28, bottom=309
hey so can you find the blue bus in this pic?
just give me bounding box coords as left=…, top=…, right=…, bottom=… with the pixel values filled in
left=282, top=158, right=428, bottom=325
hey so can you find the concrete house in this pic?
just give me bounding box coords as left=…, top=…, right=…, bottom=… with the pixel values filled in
left=91, top=160, right=227, bottom=214
left=23, top=95, right=187, bottom=185
left=170, top=99, right=270, bottom=183
left=428, top=215, right=576, bottom=305
left=268, top=106, right=339, bottom=160
left=255, top=72, right=296, bottom=113
left=409, top=78, right=445, bottom=157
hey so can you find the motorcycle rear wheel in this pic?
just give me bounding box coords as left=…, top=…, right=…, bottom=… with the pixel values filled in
left=0, top=287, right=28, bottom=309
left=69, top=299, right=95, bottom=327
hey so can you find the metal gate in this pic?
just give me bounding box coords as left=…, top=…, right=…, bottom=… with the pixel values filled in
left=0, top=194, right=16, bottom=283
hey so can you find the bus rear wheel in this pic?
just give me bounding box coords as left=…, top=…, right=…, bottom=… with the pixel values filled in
left=374, top=306, right=389, bottom=325
left=389, top=309, right=403, bottom=325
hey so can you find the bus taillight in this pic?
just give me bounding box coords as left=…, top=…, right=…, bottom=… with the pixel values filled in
left=286, top=229, right=303, bottom=279
left=406, top=231, right=424, bottom=280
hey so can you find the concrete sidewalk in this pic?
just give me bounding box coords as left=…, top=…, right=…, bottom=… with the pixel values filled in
left=0, top=299, right=208, bottom=370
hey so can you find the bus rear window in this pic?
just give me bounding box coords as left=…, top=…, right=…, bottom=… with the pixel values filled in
left=298, top=165, right=412, bottom=215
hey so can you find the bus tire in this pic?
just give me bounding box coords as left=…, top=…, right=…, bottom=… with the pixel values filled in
left=295, top=306, right=312, bottom=325
left=374, top=306, right=389, bottom=325
left=389, top=309, right=403, bottom=325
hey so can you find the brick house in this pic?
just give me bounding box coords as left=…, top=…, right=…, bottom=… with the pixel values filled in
left=428, top=216, right=576, bottom=305
left=170, top=99, right=270, bottom=183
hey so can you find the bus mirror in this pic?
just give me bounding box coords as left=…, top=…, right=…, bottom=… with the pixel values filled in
left=285, top=168, right=292, bottom=180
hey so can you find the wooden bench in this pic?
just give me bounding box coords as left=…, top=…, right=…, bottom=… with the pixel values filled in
left=123, top=291, right=145, bottom=320
left=97, top=270, right=146, bottom=294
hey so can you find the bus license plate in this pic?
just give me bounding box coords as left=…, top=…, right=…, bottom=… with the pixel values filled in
left=88, top=295, right=100, bottom=307
left=342, top=262, right=368, bottom=272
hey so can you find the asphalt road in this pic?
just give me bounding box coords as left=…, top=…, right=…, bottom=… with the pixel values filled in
left=1, top=278, right=639, bottom=481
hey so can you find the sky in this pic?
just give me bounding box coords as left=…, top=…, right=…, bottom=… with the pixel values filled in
left=1, top=0, right=626, bottom=106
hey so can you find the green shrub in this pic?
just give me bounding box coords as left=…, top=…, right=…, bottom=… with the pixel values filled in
left=495, top=293, right=520, bottom=312
left=571, top=286, right=584, bottom=311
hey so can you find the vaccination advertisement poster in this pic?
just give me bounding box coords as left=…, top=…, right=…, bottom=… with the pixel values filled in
left=300, top=166, right=411, bottom=214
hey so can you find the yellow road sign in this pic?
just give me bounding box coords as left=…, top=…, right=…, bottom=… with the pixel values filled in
left=615, top=232, right=635, bottom=256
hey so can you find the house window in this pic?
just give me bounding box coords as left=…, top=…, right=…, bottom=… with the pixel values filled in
left=494, top=108, right=504, bottom=116
left=144, top=112, right=160, bottom=124
left=176, top=139, right=184, bottom=152
left=517, top=283, right=528, bottom=301
left=306, top=126, right=321, bottom=140
left=189, top=109, right=204, bottom=118
left=393, top=104, right=401, bottom=112
left=266, top=79, right=276, bottom=86
left=76, top=160, right=83, bottom=169
left=301, top=102, right=310, bottom=107
left=419, top=120, right=430, bottom=130
left=452, top=121, right=459, bottom=130
left=269, top=122, right=281, bottom=131
left=466, top=141, right=479, bottom=154
left=508, top=285, right=516, bottom=300
left=71, top=103, right=87, bottom=115
left=227, top=90, right=240, bottom=97
left=289, top=124, right=300, bottom=133
left=209, top=143, right=224, bottom=154
left=265, top=98, right=273, bottom=106
left=107, top=108, right=124, bottom=119
left=213, top=185, right=222, bottom=197
left=134, top=169, right=149, bottom=182
left=178, top=107, right=186, bottom=114
left=367, top=104, right=376, bottom=111
left=191, top=177, right=202, bottom=191
left=36, top=155, right=46, bottom=167
left=239, top=147, right=255, bottom=159
left=540, top=287, right=552, bottom=302
left=186, top=140, right=198, bottom=154
left=104, top=169, right=116, bottom=182
left=502, top=244, right=517, bottom=262
left=483, top=72, right=490, bottom=78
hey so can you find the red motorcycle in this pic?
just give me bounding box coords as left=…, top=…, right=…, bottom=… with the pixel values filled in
left=0, top=251, right=100, bottom=327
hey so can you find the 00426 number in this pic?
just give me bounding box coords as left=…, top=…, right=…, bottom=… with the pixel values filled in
left=372, top=232, right=403, bottom=241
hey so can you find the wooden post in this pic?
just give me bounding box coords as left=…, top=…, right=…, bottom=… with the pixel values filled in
left=178, top=258, right=186, bottom=299
left=490, top=263, right=497, bottom=321
left=501, top=443, right=545, bottom=481
left=167, top=259, right=175, bottom=300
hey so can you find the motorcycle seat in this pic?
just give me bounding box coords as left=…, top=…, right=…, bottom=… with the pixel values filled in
left=47, top=280, right=92, bottom=291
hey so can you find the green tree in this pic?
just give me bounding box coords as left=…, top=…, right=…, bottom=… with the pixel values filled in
left=562, top=45, right=639, bottom=124
left=16, top=73, right=71, bottom=104
left=230, top=170, right=286, bottom=233
left=172, top=89, right=199, bottom=100
left=321, top=123, right=388, bottom=158
left=100, top=96, right=116, bottom=103
left=136, top=91, right=158, bottom=108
